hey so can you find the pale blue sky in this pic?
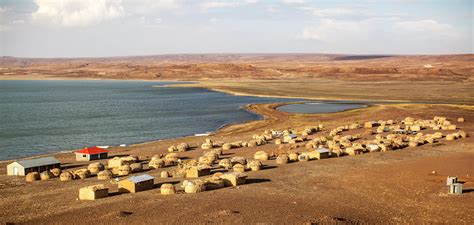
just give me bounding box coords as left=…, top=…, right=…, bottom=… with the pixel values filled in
left=1, top=0, right=472, bottom=57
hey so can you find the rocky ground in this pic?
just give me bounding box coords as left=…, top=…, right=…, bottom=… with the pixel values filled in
left=1, top=54, right=473, bottom=82
left=0, top=103, right=473, bottom=224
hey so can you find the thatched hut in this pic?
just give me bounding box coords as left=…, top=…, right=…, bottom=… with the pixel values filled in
left=161, top=171, right=170, bottom=178
left=218, top=159, right=232, bottom=169
left=276, top=154, right=289, bottom=164
left=446, top=134, right=456, bottom=141
left=108, top=157, right=125, bottom=168
left=79, top=185, right=109, bottom=200
left=97, top=170, right=113, bottom=180
left=254, top=151, right=269, bottom=161
left=246, top=160, right=262, bottom=171
left=118, top=165, right=131, bottom=176
left=201, top=143, right=213, bottom=150
left=233, top=163, right=246, bottom=173
left=25, top=172, right=40, bottom=182
left=221, top=172, right=247, bottom=187
left=288, top=152, right=299, bottom=161
left=87, top=162, right=105, bottom=174
left=183, top=179, right=206, bottom=193
left=130, top=163, right=143, bottom=173
left=164, top=153, right=179, bottom=163
left=40, top=171, right=53, bottom=180
left=160, top=183, right=175, bottom=195
left=204, top=151, right=219, bottom=162
left=186, top=166, right=212, bottom=178
left=74, top=169, right=91, bottom=179
left=298, top=153, right=310, bottom=161
left=177, top=143, right=189, bottom=152
left=230, top=157, right=247, bottom=166
left=168, top=145, right=178, bottom=152
left=366, top=144, right=381, bottom=152
left=222, top=143, right=233, bottom=150
left=198, top=156, right=214, bottom=166
left=204, top=178, right=225, bottom=190
left=59, top=171, right=74, bottom=181
left=149, top=159, right=165, bottom=169
left=50, top=168, right=62, bottom=177
left=344, top=147, right=364, bottom=156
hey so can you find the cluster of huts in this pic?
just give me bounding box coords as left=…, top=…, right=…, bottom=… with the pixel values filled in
left=6, top=116, right=468, bottom=200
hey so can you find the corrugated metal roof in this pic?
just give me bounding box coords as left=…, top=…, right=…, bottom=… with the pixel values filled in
left=316, top=148, right=330, bottom=153
left=127, top=174, right=154, bottom=183
left=289, top=134, right=298, bottom=138
left=16, top=156, right=60, bottom=168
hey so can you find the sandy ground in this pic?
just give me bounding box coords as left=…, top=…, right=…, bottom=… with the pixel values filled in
left=0, top=103, right=473, bottom=224
left=166, top=79, right=474, bottom=104
left=1, top=54, right=473, bottom=224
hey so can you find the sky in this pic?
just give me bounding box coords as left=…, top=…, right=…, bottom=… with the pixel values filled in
left=0, top=0, right=472, bottom=57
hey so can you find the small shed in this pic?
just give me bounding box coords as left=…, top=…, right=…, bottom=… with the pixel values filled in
left=75, top=146, right=109, bottom=161
left=7, top=156, right=61, bottom=176
left=118, top=174, right=154, bottom=193
left=308, top=148, right=330, bottom=160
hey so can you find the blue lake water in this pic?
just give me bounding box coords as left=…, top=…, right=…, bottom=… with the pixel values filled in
left=0, top=80, right=364, bottom=161
left=277, top=102, right=367, bottom=114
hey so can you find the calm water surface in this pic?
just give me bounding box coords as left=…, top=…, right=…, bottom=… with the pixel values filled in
left=277, top=102, right=367, bottom=114
left=0, top=80, right=364, bottom=160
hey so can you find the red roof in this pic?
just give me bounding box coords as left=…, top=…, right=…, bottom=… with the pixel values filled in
left=75, top=146, right=109, bottom=155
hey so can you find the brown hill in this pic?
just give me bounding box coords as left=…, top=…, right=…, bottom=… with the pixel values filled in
left=1, top=54, right=473, bottom=81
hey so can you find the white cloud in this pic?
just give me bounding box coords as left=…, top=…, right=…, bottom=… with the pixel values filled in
left=281, top=0, right=307, bottom=4
left=266, top=5, right=279, bottom=13
left=394, top=19, right=452, bottom=32
left=298, top=17, right=467, bottom=54
left=150, top=0, right=181, bottom=9
left=32, top=0, right=125, bottom=27
left=1, top=7, right=13, bottom=32
left=0, top=7, right=8, bottom=14
left=301, top=6, right=357, bottom=17
left=128, top=0, right=181, bottom=10
left=199, top=0, right=259, bottom=11
left=301, top=19, right=362, bottom=41
left=300, top=18, right=458, bottom=42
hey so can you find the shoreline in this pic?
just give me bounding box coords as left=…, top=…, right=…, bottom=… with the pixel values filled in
left=2, top=79, right=472, bottom=163
left=160, top=83, right=408, bottom=103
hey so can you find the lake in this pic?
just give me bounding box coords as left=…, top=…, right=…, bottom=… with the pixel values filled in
left=277, top=102, right=367, bottom=114
left=0, top=80, right=364, bottom=160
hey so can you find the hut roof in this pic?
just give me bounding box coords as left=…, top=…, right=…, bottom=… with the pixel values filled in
left=75, top=146, right=109, bottom=155
left=15, top=156, right=60, bottom=168
left=316, top=148, right=330, bottom=153
left=289, top=134, right=298, bottom=139
left=126, top=174, right=154, bottom=183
